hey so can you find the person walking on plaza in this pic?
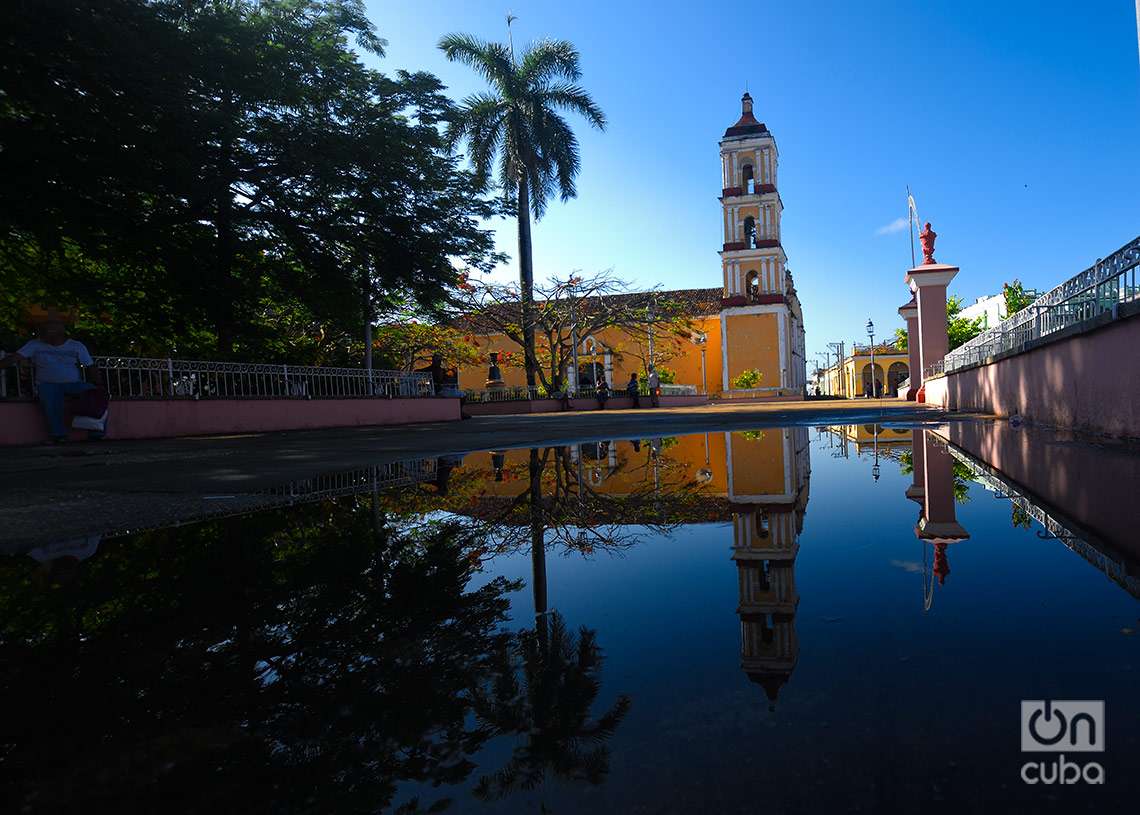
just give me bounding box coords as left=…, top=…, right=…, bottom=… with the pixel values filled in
left=595, top=379, right=609, bottom=410
left=625, top=372, right=640, bottom=407
left=0, top=309, right=105, bottom=443
left=647, top=364, right=661, bottom=408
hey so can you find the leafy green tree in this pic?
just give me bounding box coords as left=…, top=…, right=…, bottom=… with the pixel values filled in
left=2, top=0, right=503, bottom=361
left=947, top=295, right=985, bottom=350
left=451, top=271, right=692, bottom=392
left=1002, top=279, right=1035, bottom=317
left=891, top=295, right=984, bottom=353
left=372, top=322, right=483, bottom=372
left=440, top=26, right=606, bottom=390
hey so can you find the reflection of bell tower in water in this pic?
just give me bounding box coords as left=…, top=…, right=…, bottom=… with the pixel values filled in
left=726, top=426, right=811, bottom=708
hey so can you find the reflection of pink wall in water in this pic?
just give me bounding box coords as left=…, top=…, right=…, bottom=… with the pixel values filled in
left=945, top=420, right=1139, bottom=558
left=0, top=398, right=461, bottom=446
left=922, top=312, right=1140, bottom=439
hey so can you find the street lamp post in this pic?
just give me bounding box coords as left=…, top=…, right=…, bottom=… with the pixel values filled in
left=647, top=296, right=657, bottom=371
left=691, top=331, right=708, bottom=394
left=866, top=318, right=876, bottom=399
left=828, top=341, right=845, bottom=397
left=569, top=278, right=579, bottom=396
left=870, top=424, right=880, bottom=481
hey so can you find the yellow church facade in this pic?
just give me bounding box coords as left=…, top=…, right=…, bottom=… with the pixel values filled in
left=454, top=93, right=808, bottom=398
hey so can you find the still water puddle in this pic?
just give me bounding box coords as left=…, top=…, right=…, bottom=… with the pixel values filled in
left=2, top=421, right=1137, bottom=813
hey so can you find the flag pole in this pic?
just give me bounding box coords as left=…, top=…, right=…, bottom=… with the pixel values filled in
left=907, top=185, right=917, bottom=268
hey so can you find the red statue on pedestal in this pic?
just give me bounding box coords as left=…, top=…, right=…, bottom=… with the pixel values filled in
left=919, top=222, right=937, bottom=265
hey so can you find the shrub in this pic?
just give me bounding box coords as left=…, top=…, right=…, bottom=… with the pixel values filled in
left=731, top=369, right=763, bottom=389
left=639, top=366, right=677, bottom=388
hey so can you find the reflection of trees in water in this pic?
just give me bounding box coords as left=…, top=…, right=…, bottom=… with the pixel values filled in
left=0, top=500, right=521, bottom=814
left=464, top=444, right=720, bottom=557
left=897, top=450, right=976, bottom=504
left=473, top=612, right=632, bottom=803
left=0, top=480, right=635, bottom=813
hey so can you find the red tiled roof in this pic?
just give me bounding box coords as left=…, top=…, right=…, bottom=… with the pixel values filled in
left=724, top=93, right=770, bottom=138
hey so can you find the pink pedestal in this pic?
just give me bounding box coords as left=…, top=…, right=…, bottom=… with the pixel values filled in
left=898, top=298, right=920, bottom=400
left=905, top=427, right=925, bottom=504
left=904, top=263, right=959, bottom=381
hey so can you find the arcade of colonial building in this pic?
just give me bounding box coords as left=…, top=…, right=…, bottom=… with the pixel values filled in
left=819, top=342, right=910, bottom=398
left=455, top=93, right=808, bottom=397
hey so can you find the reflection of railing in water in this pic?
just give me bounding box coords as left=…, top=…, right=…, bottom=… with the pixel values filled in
left=945, top=445, right=1140, bottom=600
left=266, top=459, right=438, bottom=502
left=7, top=458, right=440, bottom=552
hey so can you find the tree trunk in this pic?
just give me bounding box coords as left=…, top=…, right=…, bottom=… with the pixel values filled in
left=362, top=272, right=373, bottom=372
left=516, top=178, right=538, bottom=391
left=214, top=89, right=237, bottom=357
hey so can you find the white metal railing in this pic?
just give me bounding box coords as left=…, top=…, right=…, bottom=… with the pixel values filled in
left=928, top=235, right=1140, bottom=379
left=463, top=385, right=542, bottom=403
left=9, top=458, right=442, bottom=548
left=0, top=351, right=30, bottom=399
left=1, top=354, right=435, bottom=400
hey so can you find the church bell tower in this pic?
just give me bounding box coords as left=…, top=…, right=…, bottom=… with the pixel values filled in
left=717, top=93, right=806, bottom=395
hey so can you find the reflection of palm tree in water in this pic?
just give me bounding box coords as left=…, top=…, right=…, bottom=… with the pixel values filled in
left=473, top=613, right=632, bottom=802
left=470, top=449, right=631, bottom=803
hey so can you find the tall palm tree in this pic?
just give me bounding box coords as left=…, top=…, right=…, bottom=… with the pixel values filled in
left=440, top=27, right=606, bottom=390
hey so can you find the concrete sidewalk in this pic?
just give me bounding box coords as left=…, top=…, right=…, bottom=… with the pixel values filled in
left=1, top=399, right=951, bottom=546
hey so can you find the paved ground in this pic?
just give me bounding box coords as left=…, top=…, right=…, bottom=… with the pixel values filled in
left=2, top=399, right=957, bottom=547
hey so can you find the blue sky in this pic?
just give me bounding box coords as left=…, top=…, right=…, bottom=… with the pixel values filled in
left=367, top=0, right=1140, bottom=364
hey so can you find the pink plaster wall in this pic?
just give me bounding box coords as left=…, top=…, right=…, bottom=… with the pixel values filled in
left=462, top=394, right=708, bottom=416
left=0, top=397, right=461, bottom=446
left=924, top=314, right=1140, bottom=438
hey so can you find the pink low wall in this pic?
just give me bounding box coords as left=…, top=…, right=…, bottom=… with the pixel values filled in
left=711, top=393, right=802, bottom=404
left=463, top=394, right=708, bottom=416
left=923, top=312, right=1140, bottom=439
left=0, top=397, right=461, bottom=446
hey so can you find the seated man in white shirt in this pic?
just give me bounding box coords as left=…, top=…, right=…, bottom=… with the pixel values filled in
left=1, top=314, right=103, bottom=443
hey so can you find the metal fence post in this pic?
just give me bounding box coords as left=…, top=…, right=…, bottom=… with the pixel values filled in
left=167, top=358, right=175, bottom=397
